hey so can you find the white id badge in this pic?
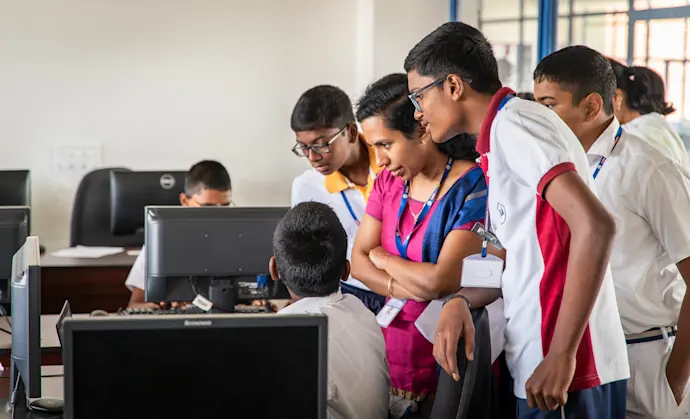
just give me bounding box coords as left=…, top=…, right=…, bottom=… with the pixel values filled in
left=461, top=254, right=504, bottom=288
left=376, top=298, right=406, bottom=328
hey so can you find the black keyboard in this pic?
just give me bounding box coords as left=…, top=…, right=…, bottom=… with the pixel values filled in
left=117, top=305, right=269, bottom=316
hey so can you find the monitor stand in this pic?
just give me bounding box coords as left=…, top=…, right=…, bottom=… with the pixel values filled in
left=208, top=279, right=239, bottom=313
left=9, top=369, right=64, bottom=414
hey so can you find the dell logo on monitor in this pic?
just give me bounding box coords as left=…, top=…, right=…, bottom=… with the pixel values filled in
left=184, top=320, right=212, bottom=327
left=159, top=174, right=176, bottom=190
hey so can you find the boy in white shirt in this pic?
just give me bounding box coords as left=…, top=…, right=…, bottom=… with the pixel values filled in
left=533, top=45, right=690, bottom=419
left=270, top=202, right=389, bottom=419
left=407, top=22, right=629, bottom=418
left=290, top=85, right=385, bottom=313
left=125, top=160, right=232, bottom=308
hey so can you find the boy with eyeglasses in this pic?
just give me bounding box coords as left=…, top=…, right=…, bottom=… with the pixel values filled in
left=126, top=159, right=233, bottom=308
left=290, top=85, right=385, bottom=313
left=408, top=23, right=629, bottom=418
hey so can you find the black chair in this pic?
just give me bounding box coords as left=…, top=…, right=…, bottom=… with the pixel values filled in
left=431, top=307, right=496, bottom=419
left=69, top=167, right=144, bottom=248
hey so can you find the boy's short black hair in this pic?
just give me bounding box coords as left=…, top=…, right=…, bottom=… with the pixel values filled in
left=517, top=92, right=535, bottom=101
left=185, top=160, right=231, bottom=196
left=404, top=22, right=502, bottom=94
left=534, top=46, right=616, bottom=115
left=290, top=85, right=356, bottom=132
left=608, top=59, right=676, bottom=116
left=272, top=202, right=346, bottom=297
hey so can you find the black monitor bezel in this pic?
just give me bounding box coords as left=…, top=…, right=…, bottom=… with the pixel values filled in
left=61, top=314, right=328, bottom=419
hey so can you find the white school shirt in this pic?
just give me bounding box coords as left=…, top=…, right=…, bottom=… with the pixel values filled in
left=278, top=291, right=390, bottom=419
left=124, top=245, right=146, bottom=291
left=291, top=168, right=377, bottom=291
left=623, top=112, right=690, bottom=168
left=479, top=92, right=629, bottom=398
left=588, top=118, right=690, bottom=334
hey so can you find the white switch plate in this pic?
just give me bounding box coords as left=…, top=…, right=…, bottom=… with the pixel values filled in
left=54, top=144, right=102, bottom=175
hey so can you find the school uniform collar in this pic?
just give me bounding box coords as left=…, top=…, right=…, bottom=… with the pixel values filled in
left=323, top=136, right=380, bottom=194
left=587, top=118, right=621, bottom=159
left=476, top=87, right=517, bottom=155
left=278, top=290, right=346, bottom=315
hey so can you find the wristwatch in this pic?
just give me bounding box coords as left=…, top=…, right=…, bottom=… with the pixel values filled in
left=443, top=293, right=471, bottom=309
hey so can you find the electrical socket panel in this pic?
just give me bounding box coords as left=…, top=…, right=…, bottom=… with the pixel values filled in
left=54, top=144, right=102, bottom=175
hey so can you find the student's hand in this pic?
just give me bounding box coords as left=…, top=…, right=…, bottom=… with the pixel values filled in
left=433, top=297, right=475, bottom=381
left=525, top=351, right=576, bottom=411
left=160, top=302, right=190, bottom=309
left=251, top=300, right=278, bottom=312
left=368, top=246, right=390, bottom=270
left=128, top=302, right=160, bottom=309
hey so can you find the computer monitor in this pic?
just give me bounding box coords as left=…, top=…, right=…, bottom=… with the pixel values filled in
left=109, top=170, right=186, bottom=236
left=0, top=170, right=30, bottom=207
left=0, top=207, right=30, bottom=303
left=62, top=314, right=328, bottom=419
left=10, top=236, right=41, bottom=405
left=145, top=206, right=290, bottom=312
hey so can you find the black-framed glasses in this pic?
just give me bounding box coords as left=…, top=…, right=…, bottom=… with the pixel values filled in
left=292, top=126, right=347, bottom=157
left=408, top=75, right=473, bottom=113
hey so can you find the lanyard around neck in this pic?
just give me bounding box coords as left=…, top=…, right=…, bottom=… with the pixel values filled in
left=592, top=126, right=623, bottom=180
left=395, top=157, right=454, bottom=259
left=340, top=191, right=360, bottom=226
left=339, top=167, right=377, bottom=226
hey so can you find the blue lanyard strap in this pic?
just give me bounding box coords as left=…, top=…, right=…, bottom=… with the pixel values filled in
left=340, top=191, right=360, bottom=226
left=592, top=126, right=623, bottom=180
left=395, top=157, right=454, bottom=259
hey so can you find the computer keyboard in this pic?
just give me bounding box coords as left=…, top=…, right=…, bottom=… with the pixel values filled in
left=117, top=305, right=269, bottom=316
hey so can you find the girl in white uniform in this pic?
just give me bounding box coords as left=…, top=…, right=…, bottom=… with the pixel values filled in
left=608, top=59, right=690, bottom=167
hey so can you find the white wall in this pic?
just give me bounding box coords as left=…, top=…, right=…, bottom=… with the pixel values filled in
left=373, top=0, right=449, bottom=79
left=0, top=0, right=451, bottom=251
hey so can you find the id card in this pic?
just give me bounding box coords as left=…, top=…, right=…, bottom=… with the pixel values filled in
left=461, top=254, right=504, bottom=288
left=376, top=298, right=406, bottom=328
left=471, top=222, right=504, bottom=250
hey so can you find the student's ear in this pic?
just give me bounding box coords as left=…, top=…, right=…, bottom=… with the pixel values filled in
left=584, top=93, right=604, bottom=121
left=447, top=74, right=465, bottom=102
left=612, top=88, right=625, bottom=113
left=417, top=123, right=431, bottom=145
left=179, top=193, right=188, bottom=206
left=269, top=256, right=279, bottom=281
left=346, top=123, right=359, bottom=144
left=341, top=260, right=351, bottom=281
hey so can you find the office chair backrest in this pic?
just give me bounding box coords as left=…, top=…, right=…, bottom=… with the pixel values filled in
left=431, top=307, right=494, bottom=419
left=69, top=167, right=144, bottom=248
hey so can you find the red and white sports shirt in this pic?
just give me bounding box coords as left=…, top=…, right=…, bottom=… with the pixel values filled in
left=478, top=88, right=630, bottom=398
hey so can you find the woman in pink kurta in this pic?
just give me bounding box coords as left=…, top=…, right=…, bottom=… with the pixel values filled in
left=352, top=74, right=488, bottom=418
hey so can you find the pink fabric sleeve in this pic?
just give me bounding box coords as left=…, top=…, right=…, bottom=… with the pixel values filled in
left=365, top=170, right=390, bottom=221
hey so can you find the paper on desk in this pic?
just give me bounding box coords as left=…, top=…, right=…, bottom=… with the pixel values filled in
left=415, top=298, right=506, bottom=364
left=51, top=246, right=124, bottom=258
left=126, top=249, right=141, bottom=256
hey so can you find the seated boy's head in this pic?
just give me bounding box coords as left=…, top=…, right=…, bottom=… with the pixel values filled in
left=179, top=160, right=233, bottom=207
left=290, top=85, right=360, bottom=176
left=269, top=202, right=348, bottom=299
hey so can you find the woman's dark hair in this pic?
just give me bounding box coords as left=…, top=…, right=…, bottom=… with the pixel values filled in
left=356, top=73, right=478, bottom=161
left=608, top=58, right=675, bottom=116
